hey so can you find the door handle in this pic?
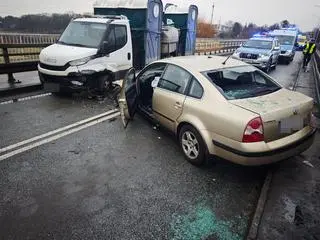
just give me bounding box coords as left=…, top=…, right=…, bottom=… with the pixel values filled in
left=174, top=101, right=182, bottom=109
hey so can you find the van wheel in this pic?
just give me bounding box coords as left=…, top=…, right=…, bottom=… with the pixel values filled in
left=179, top=125, right=207, bottom=166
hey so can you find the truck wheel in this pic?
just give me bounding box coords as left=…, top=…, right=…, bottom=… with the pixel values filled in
left=179, top=125, right=207, bottom=166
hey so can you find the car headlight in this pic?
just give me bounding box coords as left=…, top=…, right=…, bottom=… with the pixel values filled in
left=69, top=56, right=92, bottom=66
left=258, top=53, right=270, bottom=58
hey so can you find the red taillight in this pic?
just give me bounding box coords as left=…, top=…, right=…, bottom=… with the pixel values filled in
left=242, top=117, right=264, bottom=143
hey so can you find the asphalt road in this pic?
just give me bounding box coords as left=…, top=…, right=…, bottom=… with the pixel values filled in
left=0, top=53, right=306, bottom=240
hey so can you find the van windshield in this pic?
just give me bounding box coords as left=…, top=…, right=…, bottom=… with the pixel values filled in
left=58, top=21, right=107, bottom=48
left=202, top=66, right=281, bottom=100
left=274, top=35, right=295, bottom=45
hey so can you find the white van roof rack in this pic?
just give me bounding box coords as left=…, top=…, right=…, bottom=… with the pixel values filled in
left=93, top=15, right=128, bottom=20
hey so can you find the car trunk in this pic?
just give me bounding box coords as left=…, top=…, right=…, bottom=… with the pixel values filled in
left=230, top=89, right=314, bottom=142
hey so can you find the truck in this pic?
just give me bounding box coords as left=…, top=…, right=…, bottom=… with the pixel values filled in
left=269, top=28, right=299, bottom=64
left=38, top=0, right=198, bottom=97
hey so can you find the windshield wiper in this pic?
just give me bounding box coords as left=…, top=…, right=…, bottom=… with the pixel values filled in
left=57, top=41, right=88, bottom=48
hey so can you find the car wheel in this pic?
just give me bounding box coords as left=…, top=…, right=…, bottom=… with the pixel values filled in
left=265, top=59, right=272, bottom=73
left=179, top=125, right=207, bottom=166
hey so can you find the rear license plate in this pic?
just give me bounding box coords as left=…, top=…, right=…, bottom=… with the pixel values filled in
left=280, top=115, right=303, bottom=133
left=44, top=83, right=60, bottom=92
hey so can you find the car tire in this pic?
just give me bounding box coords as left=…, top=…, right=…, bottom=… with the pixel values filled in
left=179, top=125, right=207, bottom=166
left=264, top=59, right=272, bottom=73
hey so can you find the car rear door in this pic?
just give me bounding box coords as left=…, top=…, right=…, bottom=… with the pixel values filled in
left=118, top=68, right=138, bottom=128
left=152, top=64, right=192, bottom=132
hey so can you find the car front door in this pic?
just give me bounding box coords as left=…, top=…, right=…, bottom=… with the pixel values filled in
left=152, top=64, right=192, bottom=132
left=118, top=68, right=138, bottom=128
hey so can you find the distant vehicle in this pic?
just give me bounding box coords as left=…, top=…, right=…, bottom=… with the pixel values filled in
left=269, top=28, right=299, bottom=64
left=119, top=55, right=316, bottom=166
left=38, top=0, right=198, bottom=95
left=231, top=34, right=281, bottom=73
left=297, top=34, right=307, bottom=51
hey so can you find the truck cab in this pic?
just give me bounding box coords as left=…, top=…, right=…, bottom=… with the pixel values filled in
left=38, top=16, right=132, bottom=94
left=38, top=0, right=198, bottom=96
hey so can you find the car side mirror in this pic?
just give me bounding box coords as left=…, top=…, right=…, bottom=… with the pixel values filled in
left=294, top=42, right=299, bottom=47
left=274, top=47, right=280, bottom=51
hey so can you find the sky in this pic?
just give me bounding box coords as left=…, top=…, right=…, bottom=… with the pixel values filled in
left=0, top=0, right=319, bottom=31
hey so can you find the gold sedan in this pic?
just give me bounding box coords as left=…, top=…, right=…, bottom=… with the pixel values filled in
left=118, top=55, right=316, bottom=166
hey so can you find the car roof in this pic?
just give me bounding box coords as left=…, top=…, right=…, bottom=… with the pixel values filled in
left=155, top=55, right=248, bottom=72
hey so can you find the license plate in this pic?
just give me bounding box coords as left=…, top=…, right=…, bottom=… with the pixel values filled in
left=280, top=115, right=303, bottom=133
left=44, top=83, right=60, bottom=92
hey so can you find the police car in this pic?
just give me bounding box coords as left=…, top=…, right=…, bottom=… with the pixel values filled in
left=232, top=34, right=281, bottom=73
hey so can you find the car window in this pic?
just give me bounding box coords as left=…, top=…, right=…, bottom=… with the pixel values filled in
left=188, top=78, right=203, bottom=99
left=115, top=25, right=127, bottom=49
left=158, top=65, right=191, bottom=94
left=125, top=70, right=136, bottom=91
left=138, top=63, right=167, bottom=85
left=202, top=66, right=281, bottom=100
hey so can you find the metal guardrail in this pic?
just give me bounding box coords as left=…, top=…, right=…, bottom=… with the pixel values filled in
left=312, top=50, right=320, bottom=103
left=0, top=33, right=246, bottom=83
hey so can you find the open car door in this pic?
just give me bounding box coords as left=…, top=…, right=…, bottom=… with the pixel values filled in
left=118, top=68, right=138, bottom=128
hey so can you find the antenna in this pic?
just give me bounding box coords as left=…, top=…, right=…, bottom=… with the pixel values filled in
left=222, top=54, right=232, bottom=65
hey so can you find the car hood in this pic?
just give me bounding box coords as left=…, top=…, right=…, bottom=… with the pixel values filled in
left=237, top=47, right=271, bottom=55
left=39, top=43, right=98, bottom=66
left=280, top=45, right=294, bottom=51
left=229, top=88, right=313, bottom=122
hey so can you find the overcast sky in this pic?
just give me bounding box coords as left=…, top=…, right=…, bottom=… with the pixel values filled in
left=0, top=0, right=319, bottom=31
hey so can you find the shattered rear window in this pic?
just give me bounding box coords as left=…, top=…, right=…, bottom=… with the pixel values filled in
left=202, top=66, right=281, bottom=100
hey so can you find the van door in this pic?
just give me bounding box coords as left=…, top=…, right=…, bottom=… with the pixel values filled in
left=152, top=64, right=192, bottom=131
left=102, top=24, right=133, bottom=80
left=118, top=68, right=138, bottom=128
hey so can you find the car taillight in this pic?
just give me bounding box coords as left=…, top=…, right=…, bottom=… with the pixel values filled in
left=242, top=117, right=264, bottom=143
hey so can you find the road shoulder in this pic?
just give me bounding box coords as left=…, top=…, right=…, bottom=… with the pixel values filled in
left=256, top=60, right=320, bottom=240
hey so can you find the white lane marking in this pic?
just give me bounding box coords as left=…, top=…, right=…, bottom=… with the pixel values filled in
left=0, top=109, right=119, bottom=154
left=0, top=112, right=120, bottom=162
left=0, top=93, right=52, bottom=105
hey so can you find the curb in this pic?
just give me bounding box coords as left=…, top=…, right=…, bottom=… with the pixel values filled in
left=246, top=170, right=273, bottom=240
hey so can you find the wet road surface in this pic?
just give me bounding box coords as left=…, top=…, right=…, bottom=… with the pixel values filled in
left=0, top=53, right=310, bottom=240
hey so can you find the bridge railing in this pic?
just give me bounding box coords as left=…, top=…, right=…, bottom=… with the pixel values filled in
left=0, top=33, right=247, bottom=82
left=312, top=50, right=320, bottom=103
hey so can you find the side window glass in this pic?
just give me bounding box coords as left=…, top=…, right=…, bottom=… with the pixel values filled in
left=125, top=70, right=136, bottom=91
left=254, top=71, right=267, bottom=85
left=115, top=25, right=127, bottom=50
left=188, top=78, right=204, bottom=99
left=138, top=63, right=167, bottom=86
left=106, top=25, right=116, bottom=53
left=158, top=65, right=191, bottom=94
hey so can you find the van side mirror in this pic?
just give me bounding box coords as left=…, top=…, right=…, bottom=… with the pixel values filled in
left=274, top=46, right=280, bottom=51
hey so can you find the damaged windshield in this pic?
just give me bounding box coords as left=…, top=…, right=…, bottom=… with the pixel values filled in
left=58, top=21, right=107, bottom=48
left=202, top=66, right=281, bottom=100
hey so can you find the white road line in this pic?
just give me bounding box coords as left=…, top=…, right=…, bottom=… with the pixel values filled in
left=0, top=93, right=52, bottom=105
left=0, top=112, right=120, bottom=162
left=0, top=109, right=119, bottom=154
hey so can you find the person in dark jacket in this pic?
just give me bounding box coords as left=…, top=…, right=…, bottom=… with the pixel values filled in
left=303, top=38, right=317, bottom=70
